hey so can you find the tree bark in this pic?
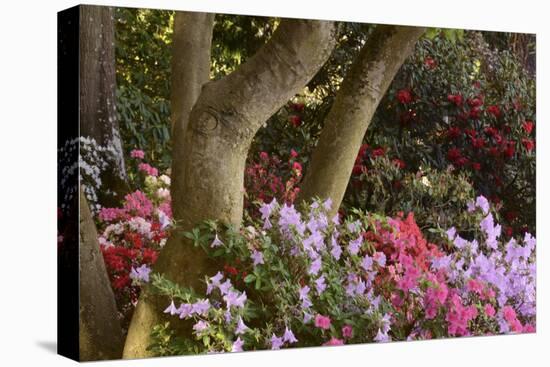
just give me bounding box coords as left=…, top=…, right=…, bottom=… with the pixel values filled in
left=80, top=5, right=127, bottom=207
left=79, top=187, right=124, bottom=361
left=123, top=18, right=337, bottom=359
left=170, top=11, right=215, bottom=136
left=298, top=25, right=426, bottom=215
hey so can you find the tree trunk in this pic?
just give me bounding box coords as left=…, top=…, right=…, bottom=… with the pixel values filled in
left=79, top=187, right=124, bottom=361
left=298, top=25, right=426, bottom=215
left=80, top=5, right=127, bottom=207
left=123, top=18, right=337, bottom=359
left=170, top=11, right=215, bottom=136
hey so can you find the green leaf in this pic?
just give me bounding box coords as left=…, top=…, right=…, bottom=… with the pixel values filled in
left=244, top=274, right=256, bottom=283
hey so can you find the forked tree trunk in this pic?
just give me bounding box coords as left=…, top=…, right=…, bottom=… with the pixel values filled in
left=123, top=18, right=337, bottom=359
left=79, top=187, right=124, bottom=360
left=298, top=25, right=426, bottom=215
left=80, top=5, right=127, bottom=207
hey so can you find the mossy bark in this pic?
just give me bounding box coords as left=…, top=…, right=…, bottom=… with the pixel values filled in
left=298, top=25, right=426, bottom=215
left=79, top=188, right=124, bottom=361
left=122, top=18, right=337, bottom=359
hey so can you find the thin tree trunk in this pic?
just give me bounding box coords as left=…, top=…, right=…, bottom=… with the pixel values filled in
left=123, top=18, right=337, bottom=359
left=80, top=5, right=127, bottom=207
left=298, top=25, right=426, bottom=215
left=79, top=187, right=124, bottom=361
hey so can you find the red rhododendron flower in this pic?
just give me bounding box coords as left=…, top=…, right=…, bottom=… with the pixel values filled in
left=488, top=147, right=500, bottom=158
left=424, top=56, right=437, bottom=69
left=471, top=137, right=486, bottom=149
left=399, top=110, right=417, bottom=125
left=485, top=127, right=498, bottom=137
left=396, top=89, right=413, bottom=104
left=352, top=164, right=364, bottom=176
left=522, top=120, right=534, bottom=134
left=372, top=148, right=385, bottom=158
left=358, top=143, right=369, bottom=157
left=447, top=147, right=461, bottom=161
left=504, top=226, right=513, bottom=237
left=291, top=102, right=305, bottom=112
left=447, top=94, right=463, bottom=106
left=455, top=157, right=469, bottom=167
left=522, top=138, right=535, bottom=151
left=504, top=211, right=518, bottom=222
left=471, top=162, right=481, bottom=171
left=504, top=141, right=516, bottom=158
left=467, top=97, right=483, bottom=108
left=447, top=127, right=461, bottom=139
left=487, top=105, right=501, bottom=118
left=289, top=115, right=302, bottom=127
left=392, top=158, right=406, bottom=169
left=469, top=107, right=481, bottom=119
left=290, top=149, right=299, bottom=158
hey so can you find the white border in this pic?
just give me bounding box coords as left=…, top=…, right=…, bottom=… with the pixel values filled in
left=0, top=1, right=546, bottom=366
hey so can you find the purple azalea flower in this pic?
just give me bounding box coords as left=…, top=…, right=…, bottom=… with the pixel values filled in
left=259, top=201, right=273, bottom=220
left=361, top=255, right=373, bottom=272
left=356, top=279, right=367, bottom=295
left=270, top=334, right=284, bottom=350
left=374, top=252, right=386, bottom=267
left=251, top=250, right=264, bottom=266
left=130, top=264, right=151, bottom=283
left=303, top=312, right=313, bottom=323
left=309, top=257, right=322, bottom=276
left=163, top=300, right=178, bottom=316
left=235, top=317, right=249, bottom=335
left=192, top=299, right=210, bottom=316
left=330, top=234, right=342, bottom=260
left=332, top=214, right=340, bottom=225
left=315, top=275, right=327, bottom=294
left=224, top=290, right=247, bottom=309
left=224, top=310, right=232, bottom=324
left=348, top=237, right=362, bottom=255
left=263, top=218, right=272, bottom=230
left=176, top=303, right=193, bottom=319
left=232, top=337, right=244, bottom=352
left=211, top=233, right=223, bottom=248
left=219, top=279, right=232, bottom=295
left=466, top=201, right=476, bottom=212
left=446, top=227, right=457, bottom=241
left=381, top=313, right=392, bottom=334
left=347, top=221, right=361, bottom=233
left=323, top=198, right=333, bottom=211
left=476, top=195, right=490, bottom=214
left=301, top=297, right=313, bottom=309
left=374, top=328, right=390, bottom=342
left=299, top=285, right=310, bottom=300
left=207, top=271, right=224, bottom=294
left=192, top=320, right=209, bottom=334
left=283, top=327, right=298, bottom=344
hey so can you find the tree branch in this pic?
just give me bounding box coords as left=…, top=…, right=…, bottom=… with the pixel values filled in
left=298, top=25, right=426, bottom=215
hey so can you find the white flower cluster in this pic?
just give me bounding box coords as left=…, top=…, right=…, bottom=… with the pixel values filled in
left=78, top=136, right=123, bottom=213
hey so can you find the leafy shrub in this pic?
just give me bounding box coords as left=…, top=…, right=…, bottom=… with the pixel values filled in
left=115, top=8, right=174, bottom=171
left=97, top=152, right=172, bottom=327
left=146, top=197, right=535, bottom=355
left=345, top=154, right=478, bottom=243
left=367, top=31, right=535, bottom=235
left=244, top=150, right=303, bottom=219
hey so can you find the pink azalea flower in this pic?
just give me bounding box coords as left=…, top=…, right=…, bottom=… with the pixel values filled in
left=314, top=314, right=331, bottom=330
left=323, top=337, right=344, bottom=346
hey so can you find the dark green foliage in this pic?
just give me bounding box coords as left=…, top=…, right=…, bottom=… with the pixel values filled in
left=115, top=7, right=174, bottom=171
